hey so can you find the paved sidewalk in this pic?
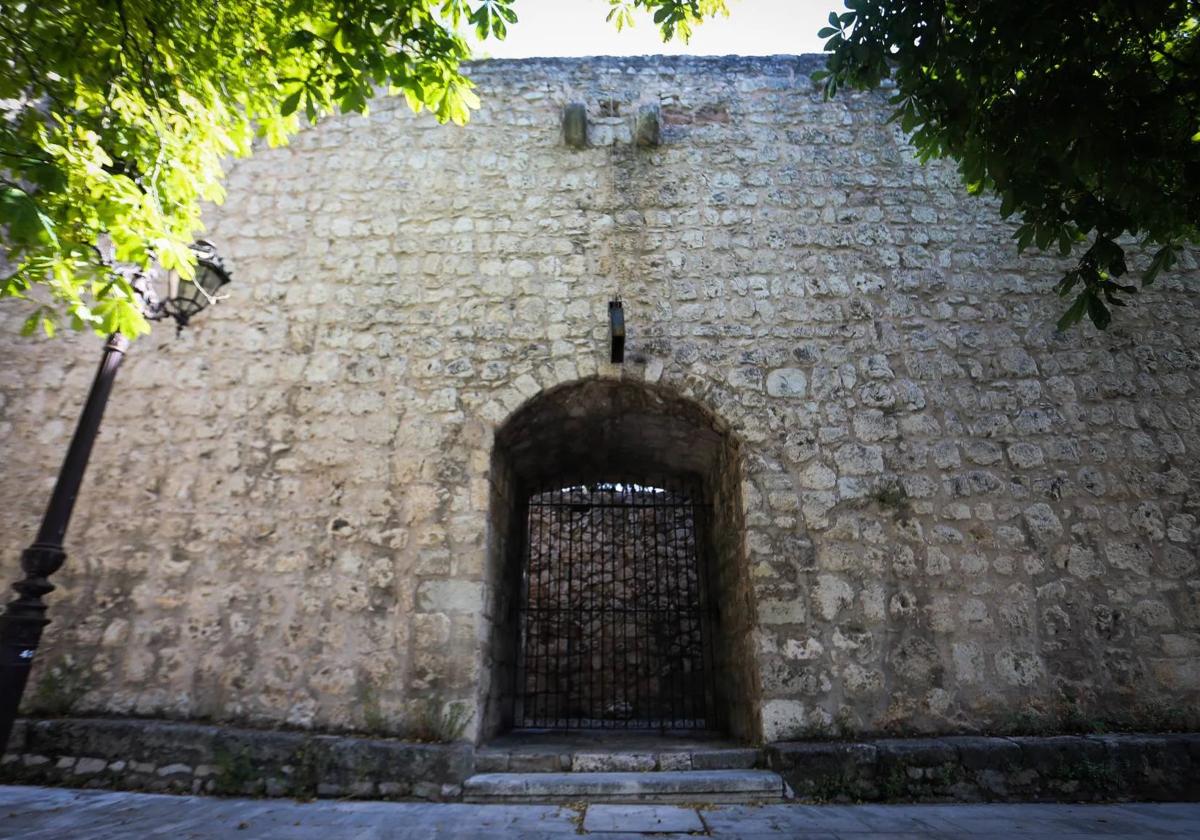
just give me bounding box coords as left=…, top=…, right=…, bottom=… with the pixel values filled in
left=1, top=786, right=1199, bottom=838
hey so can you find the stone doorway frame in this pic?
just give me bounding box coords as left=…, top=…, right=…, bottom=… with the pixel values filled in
left=478, top=378, right=760, bottom=743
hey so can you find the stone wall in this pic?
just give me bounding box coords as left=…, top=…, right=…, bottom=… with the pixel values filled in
left=0, top=55, right=1197, bottom=744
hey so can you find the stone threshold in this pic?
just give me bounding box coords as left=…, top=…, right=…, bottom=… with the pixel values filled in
left=477, top=730, right=759, bottom=773
left=768, top=734, right=1200, bottom=803
left=462, top=768, right=787, bottom=803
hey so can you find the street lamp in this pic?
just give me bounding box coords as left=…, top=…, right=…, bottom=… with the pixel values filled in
left=157, top=240, right=233, bottom=335
left=0, top=241, right=232, bottom=751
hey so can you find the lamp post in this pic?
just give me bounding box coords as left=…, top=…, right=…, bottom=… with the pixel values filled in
left=0, top=241, right=231, bottom=752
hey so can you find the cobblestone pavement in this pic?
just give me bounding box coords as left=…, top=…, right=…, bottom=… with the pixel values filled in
left=1, top=786, right=1199, bottom=838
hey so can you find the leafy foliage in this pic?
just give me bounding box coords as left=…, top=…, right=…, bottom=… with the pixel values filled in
left=816, top=1, right=1200, bottom=329
left=606, top=0, right=728, bottom=41
left=0, top=0, right=727, bottom=340
left=0, top=0, right=512, bottom=337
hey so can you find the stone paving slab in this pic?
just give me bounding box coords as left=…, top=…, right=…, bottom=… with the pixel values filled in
left=1, top=786, right=1200, bottom=838
left=583, top=804, right=705, bottom=833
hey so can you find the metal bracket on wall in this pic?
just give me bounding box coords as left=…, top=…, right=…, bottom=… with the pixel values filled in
left=609, top=300, right=625, bottom=364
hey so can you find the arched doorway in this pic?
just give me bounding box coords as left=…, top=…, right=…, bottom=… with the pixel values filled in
left=480, top=378, right=758, bottom=741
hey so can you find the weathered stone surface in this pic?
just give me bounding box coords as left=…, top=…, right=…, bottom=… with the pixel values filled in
left=1090, top=734, right=1199, bottom=800
left=657, top=752, right=693, bottom=771
left=0, top=718, right=471, bottom=801
left=941, top=737, right=1022, bottom=772
left=768, top=734, right=1200, bottom=803
left=0, top=55, right=1196, bottom=745
left=415, top=580, right=483, bottom=614
left=766, top=368, right=808, bottom=399
left=462, top=769, right=786, bottom=803
left=1008, top=735, right=1105, bottom=776
left=4, top=787, right=1200, bottom=837
left=572, top=752, right=657, bottom=772
left=766, top=741, right=877, bottom=777
left=875, top=738, right=957, bottom=770
left=690, top=748, right=760, bottom=770
left=507, top=752, right=560, bottom=773
left=633, top=105, right=662, bottom=147
left=583, top=804, right=704, bottom=833
left=473, top=751, right=509, bottom=773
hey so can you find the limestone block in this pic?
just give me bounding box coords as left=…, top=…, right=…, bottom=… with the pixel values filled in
left=572, top=753, right=656, bottom=772
left=833, top=443, right=884, bottom=475
left=415, top=581, right=484, bottom=615
left=1022, top=503, right=1063, bottom=547
left=766, top=368, right=807, bottom=398
left=761, top=700, right=808, bottom=742
left=73, top=757, right=108, bottom=775
left=758, top=599, right=807, bottom=625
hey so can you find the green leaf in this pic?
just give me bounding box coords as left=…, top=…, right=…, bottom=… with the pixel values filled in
left=1057, top=230, right=1072, bottom=257
left=21, top=310, right=40, bottom=337
left=0, top=187, right=58, bottom=247
left=285, top=29, right=317, bottom=49
left=1055, top=291, right=1088, bottom=331
left=1015, top=224, right=1035, bottom=251
left=1086, top=293, right=1111, bottom=330
left=1142, top=244, right=1176, bottom=286
left=280, top=88, right=303, bottom=117
left=333, top=26, right=353, bottom=54
left=815, top=0, right=1200, bottom=329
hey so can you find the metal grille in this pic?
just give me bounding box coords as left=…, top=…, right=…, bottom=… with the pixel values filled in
left=515, top=479, right=718, bottom=730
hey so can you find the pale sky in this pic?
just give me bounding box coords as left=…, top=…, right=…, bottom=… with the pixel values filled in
left=468, top=0, right=836, bottom=58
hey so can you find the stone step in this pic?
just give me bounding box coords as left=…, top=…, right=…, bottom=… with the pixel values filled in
left=474, top=745, right=761, bottom=773
left=462, top=769, right=788, bottom=803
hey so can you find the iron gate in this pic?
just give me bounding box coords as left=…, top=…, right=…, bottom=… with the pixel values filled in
left=515, top=478, right=719, bottom=730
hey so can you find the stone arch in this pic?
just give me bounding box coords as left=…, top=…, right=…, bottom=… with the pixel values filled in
left=478, top=376, right=760, bottom=742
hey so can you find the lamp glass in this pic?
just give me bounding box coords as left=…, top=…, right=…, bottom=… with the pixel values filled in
left=162, top=248, right=231, bottom=326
